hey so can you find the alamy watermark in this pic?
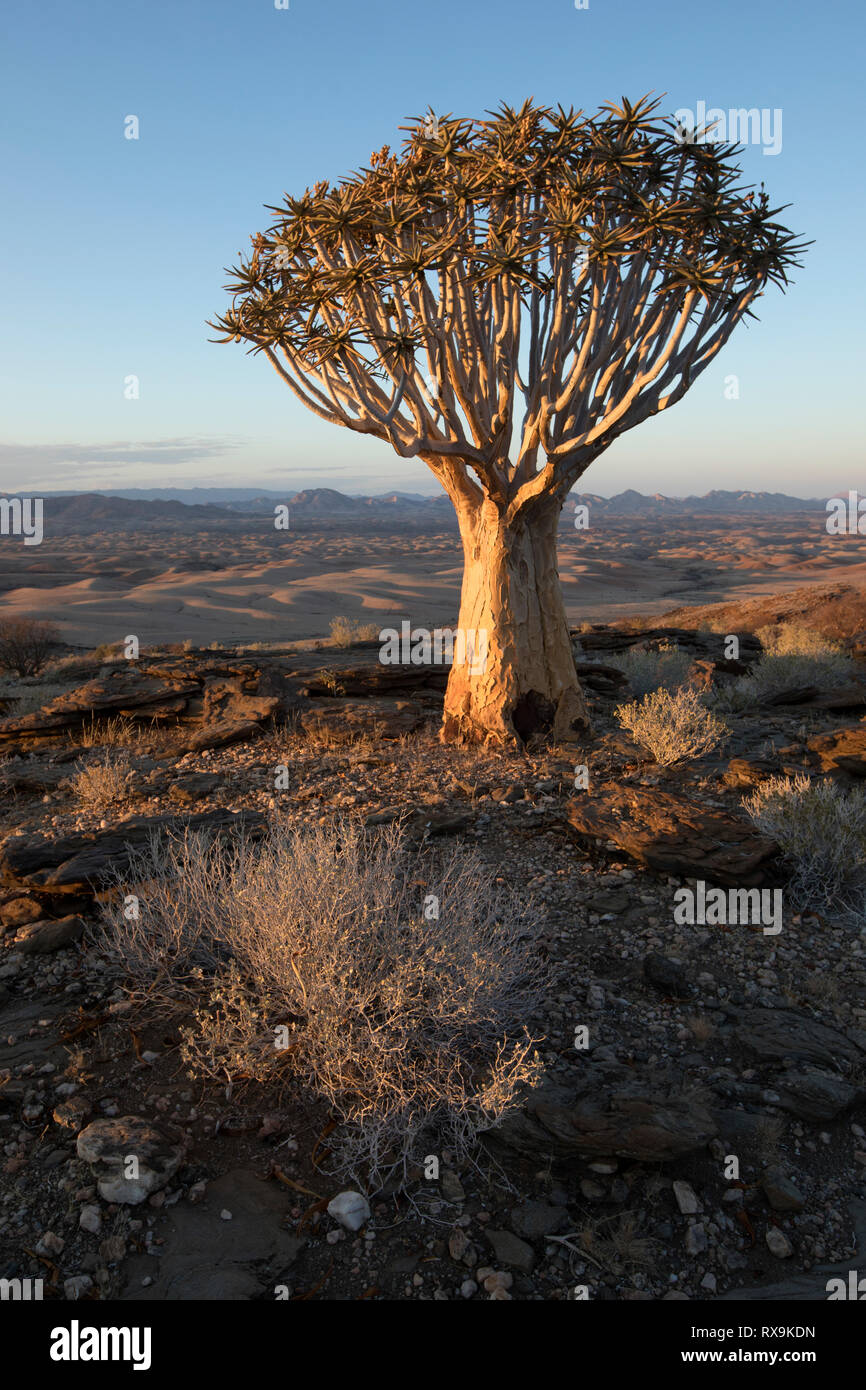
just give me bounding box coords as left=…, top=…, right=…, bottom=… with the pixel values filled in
left=673, top=880, right=782, bottom=935
left=0, top=1277, right=43, bottom=1300
left=0, top=496, right=43, bottom=545
left=673, top=102, right=782, bottom=156
left=826, top=491, right=866, bottom=535
left=379, top=621, right=488, bottom=674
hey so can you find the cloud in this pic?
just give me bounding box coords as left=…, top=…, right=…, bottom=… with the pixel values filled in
left=0, top=437, right=244, bottom=484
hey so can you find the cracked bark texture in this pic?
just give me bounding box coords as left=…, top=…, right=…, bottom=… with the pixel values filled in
left=443, top=494, right=590, bottom=745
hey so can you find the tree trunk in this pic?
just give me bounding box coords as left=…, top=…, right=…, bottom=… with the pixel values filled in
left=441, top=494, right=591, bottom=746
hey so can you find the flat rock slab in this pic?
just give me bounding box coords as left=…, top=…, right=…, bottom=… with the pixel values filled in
left=0, top=809, right=266, bottom=893
left=572, top=627, right=762, bottom=659
left=165, top=718, right=270, bottom=756
left=771, top=1067, right=860, bottom=1122
left=723, top=756, right=783, bottom=789
left=0, top=996, right=68, bottom=1073
left=491, top=1081, right=717, bottom=1162
left=808, top=682, right=866, bottom=711
left=12, top=914, right=85, bottom=954
left=808, top=725, right=866, bottom=775
left=300, top=664, right=448, bottom=696
left=735, top=1007, right=866, bottom=1070
left=566, top=783, right=782, bottom=887
left=120, top=1169, right=304, bottom=1300
left=0, top=760, right=73, bottom=794
left=0, top=676, right=200, bottom=739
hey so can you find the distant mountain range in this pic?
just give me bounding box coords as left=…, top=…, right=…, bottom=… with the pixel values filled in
left=0, top=486, right=850, bottom=533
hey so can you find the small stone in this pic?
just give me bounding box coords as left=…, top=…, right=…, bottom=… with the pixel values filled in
left=673, top=1180, right=701, bottom=1215
left=509, top=1201, right=567, bottom=1239
left=79, top=1204, right=102, bottom=1235
left=63, top=1275, right=93, bottom=1301
left=439, top=1170, right=465, bottom=1204
left=580, top=1179, right=605, bottom=1201
left=448, top=1228, right=469, bottom=1262
left=36, top=1230, right=65, bottom=1255
left=485, top=1229, right=534, bottom=1273
left=766, top=1227, right=793, bottom=1259
left=761, top=1167, right=805, bottom=1213
left=220, top=1209, right=232, bottom=1221
left=460, top=1279, right=477, bottom=1299
left=643, top=953, right=689, bottom=997
left=685, top=1223, right=707, bottom=1255
left=327, top=1190, right=371, bottom=1232
left=53, top=1097, right=91, bottom=1130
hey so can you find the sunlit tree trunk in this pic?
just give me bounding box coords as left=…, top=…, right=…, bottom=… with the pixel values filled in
left=442, top=492, right=591, bottom=745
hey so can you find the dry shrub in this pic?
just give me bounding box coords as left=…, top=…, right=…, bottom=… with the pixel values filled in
left=743, top=774, right=866, bottom=907
left=96, top=819, right=548, bottom=1190
left=330, top=615, right=381, bottom=647
left=0, top=618, right=61, bottom=677
left=715, top=624, right=855, bottom=712
left=69, top=752, right=134, bottom=810
left=606, top=640, right=693, bottom=697
left=615, top=686, right=729, bottom=765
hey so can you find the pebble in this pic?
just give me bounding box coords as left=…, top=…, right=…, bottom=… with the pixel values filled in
left=766, top=1227, right=793, bottom=1259
left=327, top=1191, right=370, bottom=1232
left=79, top=1204, right=102, bottom=1235
left=673, top=1180, right=701, bottom=1215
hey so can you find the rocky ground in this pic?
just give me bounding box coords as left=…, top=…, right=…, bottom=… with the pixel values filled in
left=1, top=622, right=865, bottom=1302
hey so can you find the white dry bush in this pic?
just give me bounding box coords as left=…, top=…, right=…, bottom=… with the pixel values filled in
left=743, top=774, right=866, bottom=908
left=96, top=819, right=548, bottom=1190
left=70, top=752, right=133, bottom=810
left=605, top=641, right=693, bottom=697
left=330, top=615, right=381, bottom=647
left=713, top=623, right=854, bottom=712
left=615, top=686, right=729, bottom=766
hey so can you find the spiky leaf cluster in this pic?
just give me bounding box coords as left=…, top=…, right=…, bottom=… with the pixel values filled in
left=211, top=96, right=807, bottom=517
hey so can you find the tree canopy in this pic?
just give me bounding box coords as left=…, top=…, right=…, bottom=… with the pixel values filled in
left=211, top=95, right=807, bottom=519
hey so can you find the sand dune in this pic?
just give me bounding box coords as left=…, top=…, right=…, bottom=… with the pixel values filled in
left=0, top=512, right=864, bottom=648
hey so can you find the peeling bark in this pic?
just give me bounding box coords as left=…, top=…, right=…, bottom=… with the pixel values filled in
left=441, top=493, right=590, bottom=746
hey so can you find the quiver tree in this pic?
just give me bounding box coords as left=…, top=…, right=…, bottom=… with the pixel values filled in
left=211, top=95, right=806, bottom=746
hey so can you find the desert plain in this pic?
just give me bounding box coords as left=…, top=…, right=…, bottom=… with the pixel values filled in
left=1, top=494, right=865, bottom=649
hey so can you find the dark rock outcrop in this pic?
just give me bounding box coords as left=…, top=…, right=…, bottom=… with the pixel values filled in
left=567, top=783, right=782, bottom=887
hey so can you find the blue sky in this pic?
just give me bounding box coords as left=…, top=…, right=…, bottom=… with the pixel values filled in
left=1, top=0, right=863, bottom=498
